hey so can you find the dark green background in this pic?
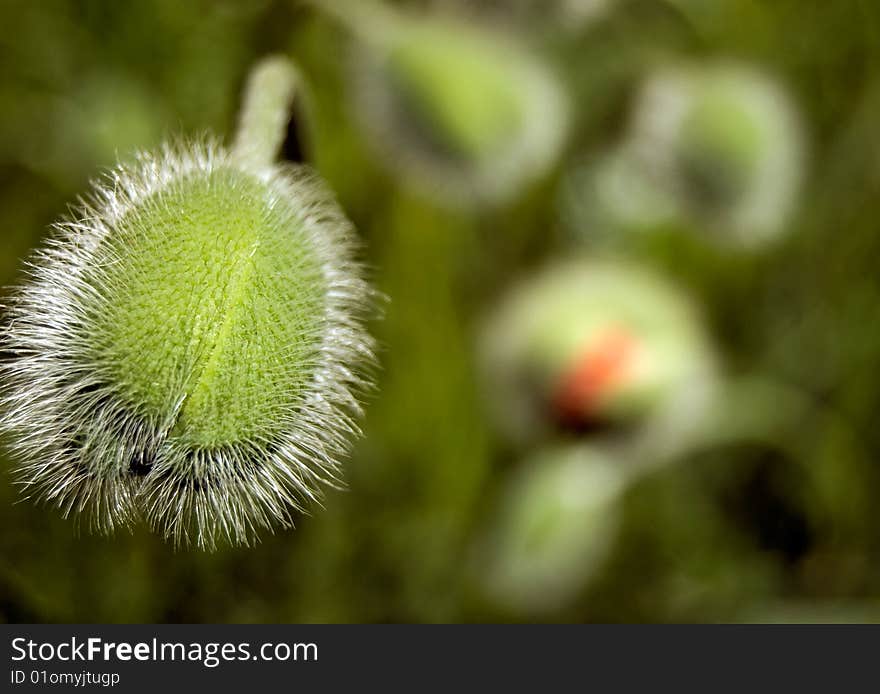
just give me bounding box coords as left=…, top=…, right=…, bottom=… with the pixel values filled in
left=1, top=0, right=879, bottom=622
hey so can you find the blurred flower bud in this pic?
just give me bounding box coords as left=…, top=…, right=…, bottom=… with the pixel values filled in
left=481, top=259, right=716, bottom=447
left=349, top=9, right=569, bottom=204
left=563, top=62, right=806, bottom=247
left=478, top=444, right=625, bottom=615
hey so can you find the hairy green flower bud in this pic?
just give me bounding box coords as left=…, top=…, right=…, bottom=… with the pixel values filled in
left=0, top=57, right=376, bottom=549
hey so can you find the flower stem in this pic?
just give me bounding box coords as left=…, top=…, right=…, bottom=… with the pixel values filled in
left=233, top=55, right=299, bottom=169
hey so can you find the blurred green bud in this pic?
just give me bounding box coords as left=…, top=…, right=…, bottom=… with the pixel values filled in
left=481, top=259, right=716, bottom=446
left=350, top=8, right=569, bottom=204
left=478, top=444, right=625, bottom=615
left=565, top=62, right=806, bottom=247
left=0, top=56, right=376, bottom=549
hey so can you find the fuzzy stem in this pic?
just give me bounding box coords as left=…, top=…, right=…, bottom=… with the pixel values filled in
left=233, top=55, right=299, bottom=169
left=623, top=375, right=866, bottom=484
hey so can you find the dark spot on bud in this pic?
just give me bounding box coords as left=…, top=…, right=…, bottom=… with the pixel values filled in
left=128, top=450, right=154, bottom=477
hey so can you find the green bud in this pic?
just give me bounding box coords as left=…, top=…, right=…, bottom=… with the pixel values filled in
left=0, top=57, right=376, bottom=549
left=565, top=62, right=806, bottom=247
left=345, top=3, right=569, bottom=203
left=478, top=444, right=625, bottom=615
left=481, top=259, right=716, bottom=447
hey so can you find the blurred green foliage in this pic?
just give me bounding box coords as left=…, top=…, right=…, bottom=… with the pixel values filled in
left=1, top=0, right=880, bottom=623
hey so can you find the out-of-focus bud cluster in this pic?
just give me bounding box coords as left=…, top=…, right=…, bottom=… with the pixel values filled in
left=328, top=0, right=821, bottom=618
left=475, top=259, right=717, bottom=614
left=453, top=23, right=809, bottom=614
